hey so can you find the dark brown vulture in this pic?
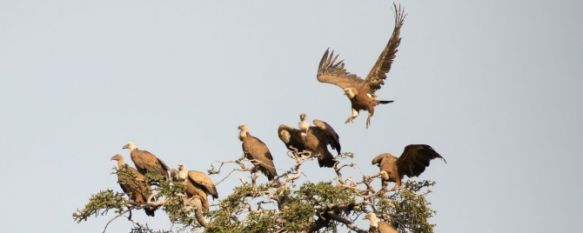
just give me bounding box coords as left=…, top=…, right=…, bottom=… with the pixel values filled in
left=364, top=212, right=398, bottom=233
left=171, top=164, right=218, bottom=211
left=111, top=154, right=156, bottom=216
left=278, top=114, right=340, bottom=167
left=316, top=4, right=405, bottom=128
left=371, top=144, right=445, bottom=188
left=122, top=141, right=169, bottom=179
left=238, top=124, right=277, bottom=181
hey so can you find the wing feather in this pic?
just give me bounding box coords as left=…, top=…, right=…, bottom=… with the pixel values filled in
left=317, top=49, right=363, bottom=90
left=312, top=119, right=341, bottom=154
left=364, top=3, right=406, bottom=94
left=188, top=170, right=219, bottom=199
left=397, top=144, right=445, bottom=178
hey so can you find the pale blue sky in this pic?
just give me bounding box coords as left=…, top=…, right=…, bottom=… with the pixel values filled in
left=1, top=0, right=582, bottom=232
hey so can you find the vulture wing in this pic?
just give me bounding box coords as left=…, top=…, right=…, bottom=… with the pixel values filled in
left=116, top=165, right=156, bottom=216
left=363, top=3, right=405, bottom=95
left=378, top=221, right=399, bottom=233
left=277, top=125, right=306, bottom=152
left=312, top=119, right=341, bottom=154
left=243, top=135, right=277, bottom=180
left=371, top=153, right=389, bottom=166
left=317, top=49, right=364, bottom=90
left=131, top=149, right=169, bottom=178
left=397, top=144, right=445, bottom=178
left=188, top=170, right=219, bottom=199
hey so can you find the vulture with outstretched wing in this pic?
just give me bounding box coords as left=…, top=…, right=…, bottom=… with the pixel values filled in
left=238, top=124, right=277, bottom=181
left=278, top=124, right=306, bottom=153
left=122, top=141, right=169, bottom=179
left=171, top=164, right=218, bottom=211
left=111, top=154, right=157, bottom=216
left=371, top=144, right=445, bottom=188
left=301, top=114, right=341, bottom=167
left=316, top=3, right=406, bottom=128
left=364, top=212, right=398, bottom=233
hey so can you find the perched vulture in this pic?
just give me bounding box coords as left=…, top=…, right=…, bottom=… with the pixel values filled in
left=277, top=124, right=306, bottom=153
left=364, top=212, right=398, bottom=233
left=371, top=144, right=445, bottom=188
left=171, top=164, right=218, bottom=211
left=316, top=4, right=405, bottom=128
left=278, top=114, right=340, bottom=167
left=111, top=154, right=156, bottom=216
left=238, top=124, right=277, bottom=181
left=122, top=141, right=169, bottom=179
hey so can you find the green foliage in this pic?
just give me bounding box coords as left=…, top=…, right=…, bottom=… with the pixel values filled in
left=72, top=189, right=127, bottom=223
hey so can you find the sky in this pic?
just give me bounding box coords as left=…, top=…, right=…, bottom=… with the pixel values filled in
left=1, top=0, right=582, bottom=232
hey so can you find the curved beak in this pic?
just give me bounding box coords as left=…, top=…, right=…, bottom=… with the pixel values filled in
left=122, top=144, right=129, bottom=149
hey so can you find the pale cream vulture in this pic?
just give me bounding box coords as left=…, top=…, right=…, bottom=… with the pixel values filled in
left=371, top=144, right=445, bottom=188
left=122, top=141, right=169, bottom=179
left=111, top=154, right=157, bottom=216
left=171, top=164, right=218, bottom=211
left=316, top=4, right=405, bottom=128
left=238, top=124, right=277, bottom=181
left=364, top=212, right=398, bottom=233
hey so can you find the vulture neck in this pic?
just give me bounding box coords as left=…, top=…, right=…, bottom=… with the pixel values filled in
left=116, top=158, right=126, bottom=168
left=239, top=130, right=249, bottom=141
left=368, top=214, right=380, bottom=228
left=177, top=167, right=188, bottom=181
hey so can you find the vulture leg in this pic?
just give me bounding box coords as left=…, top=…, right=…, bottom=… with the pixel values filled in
left=344, top=109, right=359, bottom=124
left=366, top=111, right=374, bottom=128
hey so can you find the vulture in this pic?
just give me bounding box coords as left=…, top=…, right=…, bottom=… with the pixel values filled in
left=371, top=144, right=445, bottom=188
left=171, top=164, right=218, bottom=211
left=111, top=154, right=157, bottom=217
left=364, top=212, right=398, bottom=233
left=316, top=4, right=405, bottom=128
left=238, top=124, right=277, bottom=181
left=122, top=141, right=169, bottom=179
left=278, top=113, right=340, bottom=168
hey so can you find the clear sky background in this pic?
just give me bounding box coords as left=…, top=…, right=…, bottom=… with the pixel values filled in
left=1, top=0, right=582, bottom=232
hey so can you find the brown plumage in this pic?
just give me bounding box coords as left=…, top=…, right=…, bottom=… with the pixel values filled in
left=171, top=165, right=219, bottom=211
left=300, top=113, right=341, bottom=167
left=316, top=3, right=405, bottom=128
left=277, top=124, right=306, bottom=153
left=371, top=144, right=445, bottom=187
left=238, top=124, right=277, bottom=181
left=364, top=212, right=398, bottom=233
left=111, top=154, right=156, bottom=217
left=122, top=141, right=169, bottom=179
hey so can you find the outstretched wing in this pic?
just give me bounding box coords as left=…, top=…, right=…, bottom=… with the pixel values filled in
left=312, top=119, right=341, bottom=154
left=363, top=3, right=406, bottom=94
left=188, top=170, right=219, bottom=199
left=397, top=144, right=445, bottom=178
left=317, top=49, right=364, bottom=90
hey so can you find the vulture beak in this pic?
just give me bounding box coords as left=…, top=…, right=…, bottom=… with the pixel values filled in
left=122, top=144, right=129, bottom=149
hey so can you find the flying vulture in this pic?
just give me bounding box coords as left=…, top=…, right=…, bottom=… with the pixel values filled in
left=371, top=144, right=445, bottom=188
left=111, top=154, right=157, bottom=216
left=238, top=124, right=277, bottom=181
left=316, top=4, right=405, bottom=128
left=278, top=114, right=339, bottom=167
left=122, top=141, right=169, bottom=179
left=171, top=164, right=218, bottom=211
left=364, top=212, right=398, bottom=233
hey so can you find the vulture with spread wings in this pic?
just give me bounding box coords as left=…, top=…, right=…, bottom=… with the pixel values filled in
left=371, top=144, right=445, bottom=188
left=278, top=113, right=340, bottom=168
left=316, top=3, right=406, bottom=128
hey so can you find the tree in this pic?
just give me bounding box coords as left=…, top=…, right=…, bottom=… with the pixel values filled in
left=73, top=150, right=438, bottom=233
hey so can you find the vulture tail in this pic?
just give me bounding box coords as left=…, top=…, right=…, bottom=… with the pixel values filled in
left=378, top=100, right=394, bottom=104
left=318, top=152, right=338, bottom=168
left=144, top=206, right=157, bottom=217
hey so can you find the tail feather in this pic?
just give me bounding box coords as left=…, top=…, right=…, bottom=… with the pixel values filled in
left=379, top=100, right=394, bottom=104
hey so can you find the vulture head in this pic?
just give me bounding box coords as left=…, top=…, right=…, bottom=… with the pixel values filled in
left=278, top=125, right=291, bottom=143
left=177, top=163, right=188, bottom=181
left=110, top=154, right=126, bottom=167
left=238, top=124, right=249, bottom=140
left=122, top=141, right=137, bottom=150
left=299, top=113, right=307, bottom=121
left=363, top=212, right=380, bottom=228
left=343, top=88, right=357, bottom=98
